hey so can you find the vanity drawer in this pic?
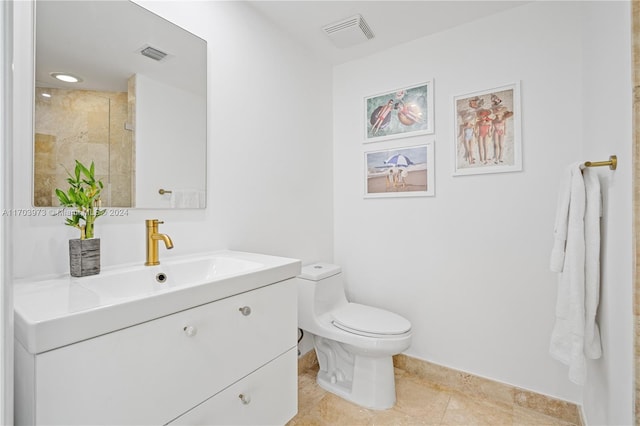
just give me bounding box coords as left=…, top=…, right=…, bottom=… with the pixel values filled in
left=169, top=348, right=297, bottom=425
left=34, top=279, right=297, bottom=425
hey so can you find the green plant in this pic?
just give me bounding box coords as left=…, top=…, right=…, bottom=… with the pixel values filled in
left=55, top=160, right=106, bottom=240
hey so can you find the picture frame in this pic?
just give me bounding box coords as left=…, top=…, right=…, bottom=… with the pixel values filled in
left=364, top=80, right=434, bottom=143
left=364, top=143, right=435, bottom=198
left=452, top=82, right=522, bottom=176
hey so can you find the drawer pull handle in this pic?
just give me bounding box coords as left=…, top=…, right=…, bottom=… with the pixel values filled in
left=238, top=393, right=251, bottom=405
left=183, top=325, right=198, bottom=337
left=239, top=306, right=252, bottom=316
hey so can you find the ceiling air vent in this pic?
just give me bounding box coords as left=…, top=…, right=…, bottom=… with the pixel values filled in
left=140, top=45, right=168, bottom=62
left=323, top=14, right=375, bottom=48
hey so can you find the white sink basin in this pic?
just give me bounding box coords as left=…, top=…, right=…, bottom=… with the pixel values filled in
left=163, top=255, right=263, bottom=285
left=14, top=250, right=300, bottom=354
left=77, top=255, right=263, bottom=300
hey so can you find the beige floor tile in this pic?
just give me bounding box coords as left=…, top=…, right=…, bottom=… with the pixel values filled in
left=440, top=393, right=514, bottom=426
left=286, top=413, right=325, bottom=426
left=371, top=407, right=441, bottom=425
left=393, top=376, right=451, bottom=422
left=290, top=363, right=580, bottom=426
left=297, top=371, right=327, bottom=414
left=313, top=393, right=374, bottom=425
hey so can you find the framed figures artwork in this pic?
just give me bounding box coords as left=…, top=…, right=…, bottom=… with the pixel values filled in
left=364, top=143, right=434, bottom=198
left=452, top=83, right=521, bottom=176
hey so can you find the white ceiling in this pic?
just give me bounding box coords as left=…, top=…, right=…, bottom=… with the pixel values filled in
left=36, top=1, right=531, bottom=93
left=247, top=1, right=530, bottom=65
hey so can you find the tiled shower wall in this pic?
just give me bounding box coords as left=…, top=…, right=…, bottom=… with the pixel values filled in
left=33, top=88, right=132, bottom=207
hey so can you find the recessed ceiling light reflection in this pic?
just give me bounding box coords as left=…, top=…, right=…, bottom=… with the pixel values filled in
left=50, top=72, right=83, bottom=83
left=41, top=93, right=51, bottom=98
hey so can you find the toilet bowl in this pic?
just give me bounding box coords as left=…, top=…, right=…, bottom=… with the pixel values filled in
left=297, top=263, right=412, bottom=410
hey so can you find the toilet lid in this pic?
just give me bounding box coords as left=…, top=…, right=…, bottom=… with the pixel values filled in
left=331, top=303, right=411, bottom=337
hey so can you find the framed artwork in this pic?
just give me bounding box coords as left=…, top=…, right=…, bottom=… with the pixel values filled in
left=364, top=143, right=435, bottom=198
left=452, top=82, right=522, bottom=176
left=364, top=81, right=434, bottom=143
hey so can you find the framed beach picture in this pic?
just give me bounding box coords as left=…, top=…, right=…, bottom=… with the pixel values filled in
left=364, top=81, right=434, bottom=143
left=452, top=83, right=522, bottom=176
left=364, top=143, right=435, bottom=198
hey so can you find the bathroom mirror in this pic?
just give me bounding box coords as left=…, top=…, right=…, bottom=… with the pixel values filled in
left=33, top=0, right=207, bottom=209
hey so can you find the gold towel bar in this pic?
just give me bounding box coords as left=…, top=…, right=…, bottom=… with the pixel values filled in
left=158, top=189, right=172, bottom=195
left=584, top=155, right=617, bottom=170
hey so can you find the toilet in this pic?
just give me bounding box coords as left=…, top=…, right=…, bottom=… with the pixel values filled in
left=297, top=263, right=412, bottom=410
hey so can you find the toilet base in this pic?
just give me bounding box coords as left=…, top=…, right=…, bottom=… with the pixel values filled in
left=313, top=338, right=397, bottom=410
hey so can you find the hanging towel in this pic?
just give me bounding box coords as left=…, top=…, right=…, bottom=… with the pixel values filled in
left=549, top=163, right=602, bottom=385
left=582, top=168, right=602, bottom=360
left=170, top=189, right=206, bottom=208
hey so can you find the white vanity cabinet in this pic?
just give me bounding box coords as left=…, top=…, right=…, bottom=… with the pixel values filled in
left=15, top=272, right=299, bottom=425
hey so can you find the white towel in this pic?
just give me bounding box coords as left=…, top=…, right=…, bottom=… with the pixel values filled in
left=583, top=168, right=602, bottom=360
left=170, top=189, right=205, bottom=208
left=549, top=163, right=602, bottom=385
left=549, top=164, right=573, bottom=273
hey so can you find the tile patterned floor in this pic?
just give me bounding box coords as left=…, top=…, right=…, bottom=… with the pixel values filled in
left=287, top=365, right=580, bottom=426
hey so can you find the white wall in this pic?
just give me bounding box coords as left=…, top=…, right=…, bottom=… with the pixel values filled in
left=580, top=2, right=633, bottom=425
left=11, top=0, right=633, bottom=423
left=135, top=73, right=206, bottom=208
left=12, top=0, right=333, bottom=277
left=334, top=0, right=631, bottom=409
left=2, top=1, right=14, bottom=423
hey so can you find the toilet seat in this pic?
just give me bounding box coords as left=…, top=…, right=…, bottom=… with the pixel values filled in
left=331, top=303, right=411, bottom=337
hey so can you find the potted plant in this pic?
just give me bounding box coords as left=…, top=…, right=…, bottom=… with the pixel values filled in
left=55, top=160, right=106, bottom=277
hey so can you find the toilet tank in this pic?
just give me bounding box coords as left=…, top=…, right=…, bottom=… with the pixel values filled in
left=297, top=263, right=348, bottom=321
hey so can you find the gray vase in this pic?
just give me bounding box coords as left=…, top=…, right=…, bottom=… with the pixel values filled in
left=69, top=238, right=100, bottom=277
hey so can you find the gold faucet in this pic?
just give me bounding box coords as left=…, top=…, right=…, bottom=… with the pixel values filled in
left=145, top=219, right=174, bottom=266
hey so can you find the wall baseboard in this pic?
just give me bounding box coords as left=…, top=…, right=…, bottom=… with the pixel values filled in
left=393, top=354, right=581, bottom=425
left=297, top=348, right=318, bottom=376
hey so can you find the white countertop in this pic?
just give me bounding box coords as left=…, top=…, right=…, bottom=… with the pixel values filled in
left=14, top=250, right=301, bottom=354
